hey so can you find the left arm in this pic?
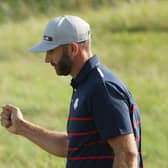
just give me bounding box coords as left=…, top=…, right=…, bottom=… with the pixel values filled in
left=107, top=133, right=138, bottom=168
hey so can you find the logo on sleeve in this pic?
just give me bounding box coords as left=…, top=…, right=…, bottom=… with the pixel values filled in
left=73, top=98, right=79, bottom=110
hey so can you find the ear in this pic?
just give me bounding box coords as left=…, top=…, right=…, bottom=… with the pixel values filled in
left=70, top=43, right=80, bottom=57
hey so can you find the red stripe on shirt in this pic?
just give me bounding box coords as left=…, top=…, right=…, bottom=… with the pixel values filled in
left=139, top=151, right=143, bottom=155
left=69, top=155, right=114, bottom=161
left=84, top=140, right=107, bottom=147
left=68, top=147, right=79, bottom=151
left=69, top=117, right=94, bottom=121
left=68, top=140, right=107, bottom=152
left=135, top=136, right=141, bottom=142
left=133, top=120, right=141, bottom=129
left=68, top=130, right=97, bottom=136
left=131, top=104, right=138, bottom=113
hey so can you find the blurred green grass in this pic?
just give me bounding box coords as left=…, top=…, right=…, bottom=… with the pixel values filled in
left=0, top=1, right=168, bottom=167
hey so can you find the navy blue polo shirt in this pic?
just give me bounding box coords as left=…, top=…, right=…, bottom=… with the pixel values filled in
left=67, top=56, right=143, bottom=168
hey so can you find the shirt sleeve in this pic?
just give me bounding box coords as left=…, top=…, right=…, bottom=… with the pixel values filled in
left=90, top=81, right=133, bottom=140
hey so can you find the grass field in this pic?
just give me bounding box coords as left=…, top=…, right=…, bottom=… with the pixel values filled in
left=0, top=1, right=168, bottom=167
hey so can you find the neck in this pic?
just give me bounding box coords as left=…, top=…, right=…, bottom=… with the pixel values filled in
left=70, top=50, right=93, bottom=79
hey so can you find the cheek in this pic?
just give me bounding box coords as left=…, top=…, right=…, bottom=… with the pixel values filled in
left=66, top=52, right=74, bottom=63
left=52, top=54, right=62, bottom=64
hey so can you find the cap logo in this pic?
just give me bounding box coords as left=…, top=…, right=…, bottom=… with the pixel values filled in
left=43, top=35, right=53, bottom=41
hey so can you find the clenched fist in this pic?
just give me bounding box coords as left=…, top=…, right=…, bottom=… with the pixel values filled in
left=0, top=104, right=24, bottom=134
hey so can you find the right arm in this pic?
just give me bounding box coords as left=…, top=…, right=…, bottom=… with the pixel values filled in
left=0, top=104, right=68, bottom=157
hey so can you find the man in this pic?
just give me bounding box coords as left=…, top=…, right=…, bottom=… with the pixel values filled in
left=0, top=15, right=143, bottom=168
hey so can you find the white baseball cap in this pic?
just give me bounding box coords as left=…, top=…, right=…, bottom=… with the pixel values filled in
left=29, top=15, right=91, bottom=52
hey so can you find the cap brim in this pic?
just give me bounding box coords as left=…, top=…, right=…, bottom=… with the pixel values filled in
left=29, top=41, right=60, bottom=52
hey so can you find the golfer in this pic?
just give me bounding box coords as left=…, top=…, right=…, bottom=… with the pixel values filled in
left=1, top=15, right=143, bottom=168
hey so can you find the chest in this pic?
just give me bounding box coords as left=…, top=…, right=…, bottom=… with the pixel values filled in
left=67, top=87, right=95, bottom=135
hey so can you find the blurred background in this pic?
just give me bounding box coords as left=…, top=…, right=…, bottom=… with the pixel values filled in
left=0, top=0, right=168, bottom=167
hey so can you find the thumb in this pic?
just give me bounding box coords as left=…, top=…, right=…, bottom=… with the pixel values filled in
left=6, top=104, right=23, bottom=120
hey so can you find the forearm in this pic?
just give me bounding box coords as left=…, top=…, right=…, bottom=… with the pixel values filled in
left=18, top=119, right=68, bottom=157
left=108, top=134, right=138, bottom=168
left=113, top=151, right=138, bottom=168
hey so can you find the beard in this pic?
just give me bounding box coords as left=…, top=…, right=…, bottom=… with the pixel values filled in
left=52, top=46, right=73, bottom=76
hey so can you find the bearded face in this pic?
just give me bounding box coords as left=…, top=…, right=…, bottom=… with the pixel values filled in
left=51, top=45, right=73, bottom=76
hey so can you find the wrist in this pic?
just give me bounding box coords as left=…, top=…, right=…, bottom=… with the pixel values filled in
left=16, top=119, right=28, bottom=135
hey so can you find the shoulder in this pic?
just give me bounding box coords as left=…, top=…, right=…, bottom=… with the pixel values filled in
left=88, top=65, right=134, bottom=105
left=90, top=65, right=127, bottom=94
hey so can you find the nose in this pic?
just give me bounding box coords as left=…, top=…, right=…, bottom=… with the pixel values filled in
left=45, top=53, right=51, bottom=63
